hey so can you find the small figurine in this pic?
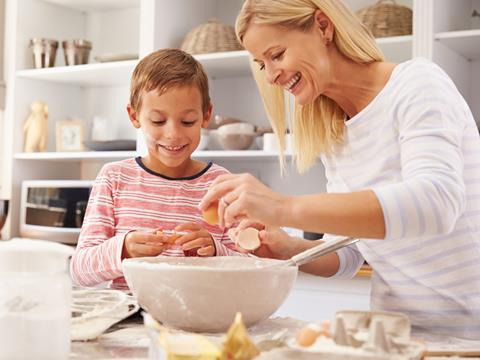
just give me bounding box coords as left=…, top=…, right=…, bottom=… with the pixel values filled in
left=23, top=101, right=48, bottom=152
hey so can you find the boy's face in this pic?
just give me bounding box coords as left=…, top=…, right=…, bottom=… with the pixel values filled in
left=128, top=85, right=211, bottom=172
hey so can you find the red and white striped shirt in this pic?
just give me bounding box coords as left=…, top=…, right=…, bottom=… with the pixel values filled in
left=70, top=157, right=243, bottom=289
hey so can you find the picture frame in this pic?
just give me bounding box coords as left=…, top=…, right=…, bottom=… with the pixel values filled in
left=55, top=120, right=84, bottom=152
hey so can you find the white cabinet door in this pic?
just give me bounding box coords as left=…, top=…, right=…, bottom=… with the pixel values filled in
left=275, top=273, right=371, bottom=322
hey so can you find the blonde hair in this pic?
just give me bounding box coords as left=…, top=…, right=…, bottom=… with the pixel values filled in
left=236, top=0, right=384, bottom=173
left=130, top=48, right=210, bottom=115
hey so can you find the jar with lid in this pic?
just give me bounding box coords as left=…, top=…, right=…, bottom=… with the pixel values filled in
left=0, top=239, right=73, bottom=360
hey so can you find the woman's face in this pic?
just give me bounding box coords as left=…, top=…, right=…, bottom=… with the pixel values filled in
left=243, top=13, right=333, bottom=105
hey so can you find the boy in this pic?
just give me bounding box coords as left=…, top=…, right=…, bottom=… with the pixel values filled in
left=71, top=49, right=243, bottom=289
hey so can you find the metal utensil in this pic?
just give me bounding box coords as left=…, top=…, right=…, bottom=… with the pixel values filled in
left=273, top=237, right=360, bottom=268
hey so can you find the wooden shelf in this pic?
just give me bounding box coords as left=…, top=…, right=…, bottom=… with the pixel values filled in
left=435, top=29, right=480, bottom=60
left=14, top=150, right=291, bottom=162
left=42, top=0, right=139, bottom=12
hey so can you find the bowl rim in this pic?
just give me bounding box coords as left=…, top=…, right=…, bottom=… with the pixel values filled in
left=122, top=256, right=298, bottom=273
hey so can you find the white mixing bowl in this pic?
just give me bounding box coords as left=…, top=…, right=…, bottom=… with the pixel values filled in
left=123, top=256, right=297, bottom=333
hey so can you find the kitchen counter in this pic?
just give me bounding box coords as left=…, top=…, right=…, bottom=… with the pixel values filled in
left=70, top=311, right=480, bottom=359
left=70, top=311, right=149, bottom=359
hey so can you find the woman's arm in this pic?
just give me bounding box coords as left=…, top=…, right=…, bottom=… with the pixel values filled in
left=281, top=237, right=341, bottom=276
left=284, top=190, right=385, bottom=239
left=200, top=174, right=385, bottom=239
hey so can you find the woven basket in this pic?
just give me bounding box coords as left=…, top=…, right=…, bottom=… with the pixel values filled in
left=181, top=18, right=243, bottom=55
left=356, top=0, right=412, bottom=38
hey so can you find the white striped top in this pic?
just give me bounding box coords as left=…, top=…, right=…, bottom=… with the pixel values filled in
left=325, top=58, right=480, bottom=340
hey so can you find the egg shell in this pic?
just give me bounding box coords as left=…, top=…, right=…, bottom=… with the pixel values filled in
left=202, top=201, right=219, bottom=225
left=156, top=230, right=181, bottom=244
left=236, top=227, right=261, bottom=251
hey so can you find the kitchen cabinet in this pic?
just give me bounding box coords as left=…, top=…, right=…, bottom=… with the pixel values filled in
left=430, top=0, right=480, bottom=127
left=275, top=273, right=371, bottom=322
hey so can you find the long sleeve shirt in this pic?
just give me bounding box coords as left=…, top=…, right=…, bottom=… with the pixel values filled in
left=324, top=58, right=480, bottom=340
left=70, top=158, right=243, bottom=289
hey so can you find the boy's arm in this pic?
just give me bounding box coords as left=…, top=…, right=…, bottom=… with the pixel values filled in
left=70, top=167, right=126, bottom=286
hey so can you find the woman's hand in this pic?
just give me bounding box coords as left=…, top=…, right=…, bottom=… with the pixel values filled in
left=199, top=173, right=291, bottom=228
left=255, top=227, right=305, bottom=260
left=122, top=228, right=169, bottom=259
left=229, top=220, right=303, bottom=260
left=174, top=222, right=216, bottom=257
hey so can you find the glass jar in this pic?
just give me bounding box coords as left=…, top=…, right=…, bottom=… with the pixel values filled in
left=0, top=239, right=73, bottom=360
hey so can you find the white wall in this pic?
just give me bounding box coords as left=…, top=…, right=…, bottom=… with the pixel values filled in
left=0, top=0, right=7, bottom=201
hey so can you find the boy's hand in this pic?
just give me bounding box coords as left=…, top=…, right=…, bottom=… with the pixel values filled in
left=122, top=228, right=169, bottom=259
left=174, top=222, right=216, bottom=257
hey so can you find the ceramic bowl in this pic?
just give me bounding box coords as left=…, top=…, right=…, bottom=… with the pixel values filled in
left=196, top=129, right=209, bottom=151
left=123, top=256, right=297, bottom=333
left=218, top=133, right=255, bottom=150
left=217, top=122, right=256, bottom=150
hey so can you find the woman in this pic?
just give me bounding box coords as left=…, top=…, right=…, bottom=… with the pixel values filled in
left=200, top=0, right=480, bottom=341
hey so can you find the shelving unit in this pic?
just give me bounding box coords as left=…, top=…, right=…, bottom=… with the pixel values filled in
left=13, top=34, right=415, bottom=87
left=14, top=151, right=137, bottom=161
left=195, top=51, right=251, bottom=78
left=42, top=0, right=138, bottom=12
left=435, top=29, right=480, bottom=60
left=16, top=60, right=137, bottom=86
left=376, top=35, right=413, bottom=62
left=429, top=0, right=480, bottom=126
left=14, top=50, right=252, bottom=85
left=14, top=150, right=292, bottom=162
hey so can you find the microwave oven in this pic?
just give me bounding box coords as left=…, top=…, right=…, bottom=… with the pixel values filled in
left=20, top=180, right=93, bottom=244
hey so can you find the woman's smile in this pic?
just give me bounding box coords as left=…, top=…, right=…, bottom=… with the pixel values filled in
left=283, top=72, right=302, bottom=93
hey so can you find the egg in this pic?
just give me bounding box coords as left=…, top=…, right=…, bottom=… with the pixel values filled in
left=296, top=322, right=333, bottom=347
left=236, top=227, right=261, bottom=251
left=297, top=326, right=321, bottom=347
left=202, top=201, right=219, bottom=225
left=156, top=230, right=181, bottom=244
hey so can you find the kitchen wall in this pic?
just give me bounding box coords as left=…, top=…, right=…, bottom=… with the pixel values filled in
left=0, top=0, right=6, bottom=200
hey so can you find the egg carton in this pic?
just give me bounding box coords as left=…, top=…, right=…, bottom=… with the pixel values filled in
left=259, top=311, right=425, bottom=360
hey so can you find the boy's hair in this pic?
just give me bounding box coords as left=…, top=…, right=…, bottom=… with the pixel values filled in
left=130, top=48, right=210, bottom=114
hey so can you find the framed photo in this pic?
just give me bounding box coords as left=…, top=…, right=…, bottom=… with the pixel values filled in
left=56, top=120, right=84, bottom=152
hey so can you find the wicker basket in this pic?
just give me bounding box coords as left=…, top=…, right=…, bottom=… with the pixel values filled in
left=180, top=18, right=243, bottom=55
left=356, top=0, right=412, bottom=38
